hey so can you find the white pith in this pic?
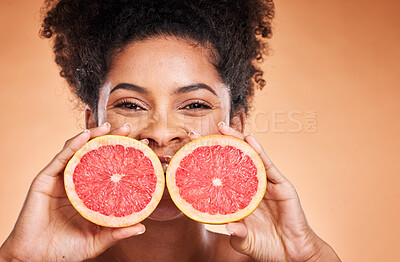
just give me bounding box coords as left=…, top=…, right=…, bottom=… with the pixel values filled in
left=212, top=178, right=223, bottom=187
left=64, top=135, right=164, bottom=228
left=111, top=173, right=124, bottom=183
left=166, top=135, right=267, bottom=224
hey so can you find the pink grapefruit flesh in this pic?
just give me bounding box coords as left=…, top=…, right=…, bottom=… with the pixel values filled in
left=64, top=135, right=164, bottom=227
left=166, top=135, right=266, bottom=224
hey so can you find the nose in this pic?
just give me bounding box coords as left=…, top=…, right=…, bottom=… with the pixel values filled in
left=139, top=112, right=187, bottom=149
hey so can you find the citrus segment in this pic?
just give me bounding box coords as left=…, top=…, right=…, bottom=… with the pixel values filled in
left=166, top=135, right=266, bottom=224
left=64, top=135, right=164, bottom=227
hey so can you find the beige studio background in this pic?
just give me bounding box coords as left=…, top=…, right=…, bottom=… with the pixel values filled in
left=1, top=0, right=399, bottom=261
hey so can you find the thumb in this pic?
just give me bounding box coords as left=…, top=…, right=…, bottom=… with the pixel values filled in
left=226, top=221, right=250, bottom=254
left=93, top=224, right=146, bottom=255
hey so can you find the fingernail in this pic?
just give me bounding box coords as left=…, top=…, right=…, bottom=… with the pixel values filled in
left=246, top=133, right=253, bottom=137
left=188, top=130, right=200, bottom=137
left=137, top=227, right=146, bottom=235
left=225, top=224, right=235, bottom=235
left=123, top=123, right=132, bottom=129
left=83, top=129, right=90, bottom=134
left=227, top=230, right=235, bottom=236
left=164, top=155, right=172, bottom=163
left=218, top=121, right=226, bottom=127
left=102, top=122, right=111, bottom=128
left=140, top=138, right=149, bottom=145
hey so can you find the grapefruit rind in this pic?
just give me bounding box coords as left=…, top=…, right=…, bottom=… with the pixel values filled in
left=166, top=135, right=266, bottom=224
left=64, top=135, right=164, bottom=228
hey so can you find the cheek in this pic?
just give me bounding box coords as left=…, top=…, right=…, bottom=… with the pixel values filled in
left=105, top=111, right=154, bottom=133
left=216, top=84, right=231, bottom=124
left=179, top=111, right=224, bottom=135
left=106, top=110, right=225, bottom=137
left=184, top=85, right=230, bottom=135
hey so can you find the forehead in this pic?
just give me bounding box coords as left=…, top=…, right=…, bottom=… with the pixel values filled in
left=105, top=36, right=222, bottom=91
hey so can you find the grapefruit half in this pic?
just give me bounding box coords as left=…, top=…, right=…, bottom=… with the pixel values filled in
left=166, top=135, right=266, bottom=224
left=64, top=135, right=164, bottom=227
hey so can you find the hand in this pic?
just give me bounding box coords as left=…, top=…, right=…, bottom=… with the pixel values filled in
left=189, top=123, right=341, bottom=262
left=0, top=123, right=146, bottom=262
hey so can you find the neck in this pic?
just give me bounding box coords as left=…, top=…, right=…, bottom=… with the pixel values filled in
left=108, top=215, right=213, bottom=262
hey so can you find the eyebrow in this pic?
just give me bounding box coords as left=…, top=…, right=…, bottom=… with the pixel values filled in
left=173, top=83, right=218, bottom=97
left=110, top=83, right=149, bottom=94
left=110, top=83, right=218, bottom=97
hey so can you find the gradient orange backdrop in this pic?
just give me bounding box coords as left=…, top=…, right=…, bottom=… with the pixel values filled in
left=1, top=1, right=399, bottom=261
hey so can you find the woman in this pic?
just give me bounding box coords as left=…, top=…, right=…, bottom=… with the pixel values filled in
left=0, top=0, right=341, bottom=261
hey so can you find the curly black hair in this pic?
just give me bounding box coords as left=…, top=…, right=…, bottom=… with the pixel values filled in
left=41, top=0, right=274, bottom=120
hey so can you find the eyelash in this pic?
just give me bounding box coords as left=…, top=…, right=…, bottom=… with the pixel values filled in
left=114, top=100, right=144, bottom=110
left=113, top=100, right=212, bottom=111
left=182, top=101, right=212, bottom=110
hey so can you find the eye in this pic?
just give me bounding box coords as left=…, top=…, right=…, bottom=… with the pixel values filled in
left=183, top=101, right=212, bottom=110
left=114, top=100, right=145, bottom=111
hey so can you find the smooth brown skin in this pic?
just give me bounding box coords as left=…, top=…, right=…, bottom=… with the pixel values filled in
left=0, top=36, right=341, bottom=261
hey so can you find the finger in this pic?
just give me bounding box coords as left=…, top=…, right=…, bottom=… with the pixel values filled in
left=40, top=130, right=91, bottom=177
left=108, top=123, right=132, bottom=136
left=188, top=130, right=201, bottom=141
left=225, top=221, right=250, bottom=254
left=94, top=223, right=146, bottom=256
left=87, top=122, right=111, bottom=138
left=226, top=221, right=248, bottom=238
left=109, top=223, right=146, bottom=240
left=217, top=121, right=245, bottom=140
left=244, top=134, right=287, bottom=184
left=40, top=122, right=115, bottom=178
